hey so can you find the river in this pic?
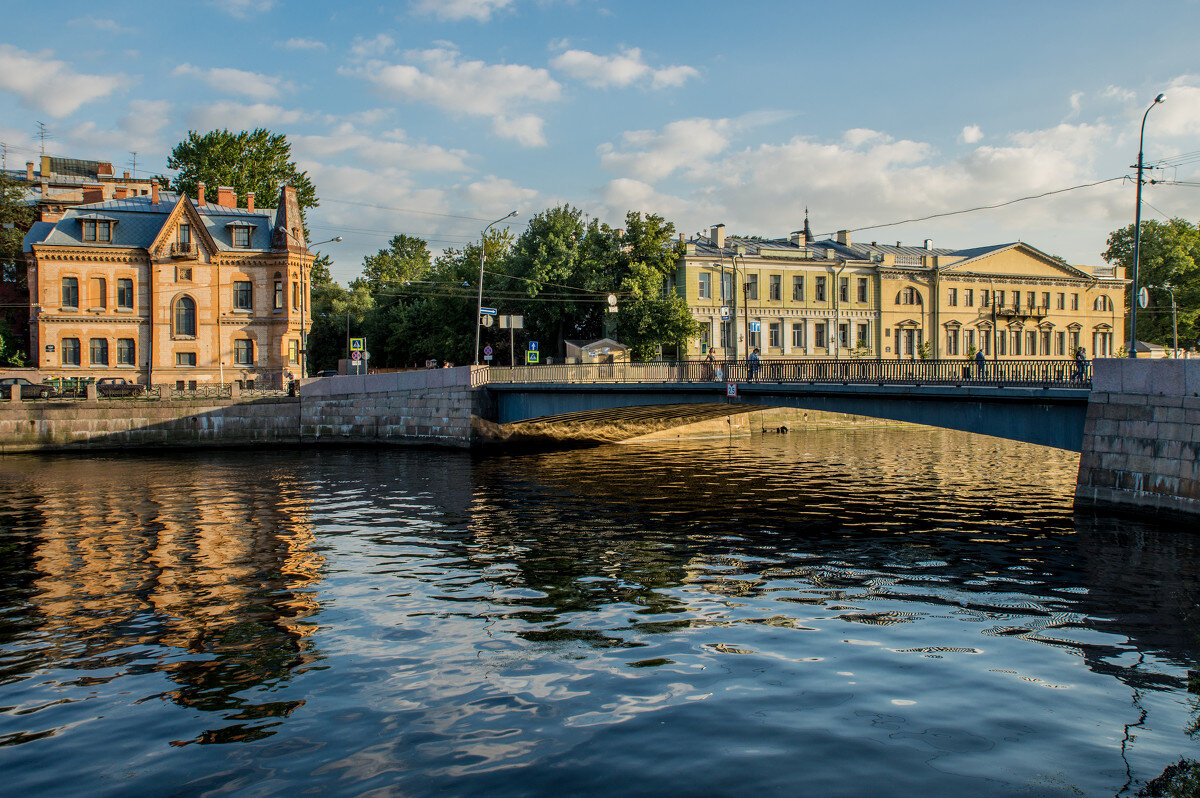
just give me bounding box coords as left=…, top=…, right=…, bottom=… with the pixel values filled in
left=0, top=427, right=1197, bottom=796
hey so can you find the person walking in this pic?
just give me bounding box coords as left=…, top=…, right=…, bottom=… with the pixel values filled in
left=748, top=348, right=761, bottom=381
left=973, top=349, right=985, bottom=380
left=704, top=351, right=716, bottom=381
left=1073, top=347, right=1088, bottom=383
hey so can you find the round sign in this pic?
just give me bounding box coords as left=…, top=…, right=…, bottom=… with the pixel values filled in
left=351, top=351, right=362, bottom=361
left=484, top=345, right=493, bottom=356
left=363, top=351, right=371, bottom=360
left=1138, top=286, right=1149, bottom=309
left=607, top=293, right=618, bottom=307
left=481, top=314, right=494, bottom=327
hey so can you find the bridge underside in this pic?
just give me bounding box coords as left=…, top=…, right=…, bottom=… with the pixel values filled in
left=488, top=382, right=1090, bottom=451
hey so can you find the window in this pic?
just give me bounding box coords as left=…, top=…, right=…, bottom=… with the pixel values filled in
left=857, top=323, right=869, bottom=348
left=1055, top=331, right=1066, bottom=356
left=746, top=274, right=758, bottom=301
left=1026, top=330, right=1036, bottom=354
left=62, top=277, right=79, bottom=308
left=82, top=220, right=95, bottom=241
left=117, top=278, right=134, bottom=309
left=1070, top=330, right=1080, bottom=354
left=839, top=277, right=849, bottom=303
left=792, top=275, right=804, bottom=301
left=233, top=226, right=251, bottom=248
left=981, top=289, right=990, bottom=306
left=174, top=295, right=196, bottom=337
left=1041, top=292, right=1050, bottom=309
left=62, top=338, right=80, bottom=366
left=838, top=323, right=849, bottom=348
left=234, top=339, right=254, bottom=365
left=1012, top=330, right=1022, bottom=356
left=176, top=352, right=196, bottom=366
left=1094, top=295, right=1112, bottom=311
left=699, top=321, right=712, bottom=348
left=1057, top=293, right=1065, bottom=310
left=1040, top=330, right=1051, bottom=355
left=857, top=277, right=868, bottom=303
left=1027, top=291, right=1036, bottom=309
left=769, top=274, right=781, bottom=301
left=697, top=272, right=711, bottom=299
left=981, top=329, right=992, bottom=355
left=792, top=323, right=805, bottom=349
left=747, top=323, right=759, bottom=348
left=769, top=322, right=781, bottom=348
left=965, top=329, right=976, bottom=352
left=948, top=288, right=958, bottom=306
left=814, top=322, right=827, bottom=349
left=998, top=330, right=1007, bottom=356
left=178, top=223, right=191, bottom=244
left=81, top=220, right=111, bottom=242
left=997, top=290, right=1006, bottom=308
left=946, top=328, right=959, bottom=356
left=90, top=277, right=106, bottom=309
left=274, top=274, right=284, bottom=310
left=815, top=276, right=827, bottom=302
left=234, top=280, right=253, bottom=311
left=288, top=339, right=300, bottom=365
left=117, top=338, right=135, bottom=366
left=897, top=287, right=921, bottom=305
left=1071, top=293, right=1079, bottom=311
left=90, top=338, right=109, bottom=366
left=720, top=321, right=733, bottom=350
left=965, top=289, right=974, bottom=307
left=292, top=280, right=301, bottom=310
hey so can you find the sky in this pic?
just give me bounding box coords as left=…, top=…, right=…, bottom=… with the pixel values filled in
left=2, top=0, right=1200, bottom=283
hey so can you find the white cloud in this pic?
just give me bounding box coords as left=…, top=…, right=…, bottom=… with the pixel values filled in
left=1151, top=78, right=1200, bottom=138
left=209, top=0, right=275, bottom=18
left=409, top=0, right=515, bottom=21
left=600, top=178, right=694, bottom=220
left=173, top=64, right=290, bottom=100
left=960, top=125, right=983, bottom=144
left=551, top=47, right=699, bottom=90
left=1102, top=85, right=1136, bottom=103
left=350, top=34, right=395, bottom=60
left=456, top=175, right=538, bottom=214
left=598, top=118, right=734, bottom=182
left=0, top=44, right=124, bottom=118
left=187, top=101, right=307, bottom=130
left=67, top=17, right=131, bottom=33
left=345, top=47, right=561, bottom=146
left=1068, top=91, right=1084, bottom=115
left=65, top=99, right=171, bottom=157
left=280, top=37, right=327, bottom=51
left=293, top=126, right=473, bottom=172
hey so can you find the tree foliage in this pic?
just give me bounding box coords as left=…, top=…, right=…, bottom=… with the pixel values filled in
left=360, top=234, right=432, bottom=291
left=167, top=129, right=318, bottom=215
left=0, top=171, right=32, bottom=364
left=1103, top=219, right=1200, bottom=348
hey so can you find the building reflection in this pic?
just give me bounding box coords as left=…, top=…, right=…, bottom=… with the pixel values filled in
left=0, top=456, right=324, bottom=745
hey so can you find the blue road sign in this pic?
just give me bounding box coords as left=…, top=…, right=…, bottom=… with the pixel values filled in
left=480, top=307, right=498, bottom=315
left=526, top=350, right=540, bottom=364
left=749, top=321, right=761, bottom=333
left=529, top=341, right=538, bottom=352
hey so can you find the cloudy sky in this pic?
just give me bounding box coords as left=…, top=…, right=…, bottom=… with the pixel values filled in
left=3, top=0, right=1200, bottom=282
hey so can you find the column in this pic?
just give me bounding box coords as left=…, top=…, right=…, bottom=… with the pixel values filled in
left=782, top=316, right=791, bottom=354
left=805, top=318, right=814, bottom=355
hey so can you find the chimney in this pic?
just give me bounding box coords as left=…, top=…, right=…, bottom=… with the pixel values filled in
left=275, top=185, right=305, bottom=250
left=197, top=182, right=206, bottom=205
left=836, top=230, right=851, bottom=247
left=123, top=171, right=131, bottom=179
left=82, top=186, right=104, bottom=204
left=246, top=191, right=255, bottom=213
left=710, top=223, right=725, bottom=249
left=25, top=162, right=34, bottom=182
left=114, top=187, right=128, bottom=199
left=216, top=185, right=237, bottom=208
left=924, top=238, right=933, bottom=250
left=151, top=182, right=159, bottom=205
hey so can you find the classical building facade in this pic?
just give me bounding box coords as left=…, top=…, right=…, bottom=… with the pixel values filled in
left=675, top=223, right=1125, bottom=360
left=24, top=183, right=314, bottom=388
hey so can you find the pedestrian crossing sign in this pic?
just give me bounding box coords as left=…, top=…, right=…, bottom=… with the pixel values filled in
left=526, top=350, right=540, bottom=364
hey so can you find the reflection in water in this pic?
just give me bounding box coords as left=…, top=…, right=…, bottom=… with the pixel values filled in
left=0, top=429, right=1197, bottom=797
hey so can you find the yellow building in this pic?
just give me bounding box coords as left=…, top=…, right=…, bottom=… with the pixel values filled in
left=675, top=223, right=1125, bottom=360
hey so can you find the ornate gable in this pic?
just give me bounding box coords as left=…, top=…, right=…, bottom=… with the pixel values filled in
left=147, top=196, right=220, bottom=261
left=940, top=242, right=1091, bottom=280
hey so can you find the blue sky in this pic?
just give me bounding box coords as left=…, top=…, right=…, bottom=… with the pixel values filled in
left=3, top=0, right=1200, bottom=282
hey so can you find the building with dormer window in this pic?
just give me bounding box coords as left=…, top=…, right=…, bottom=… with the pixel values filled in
left=23, top=182, right=314, bottom=388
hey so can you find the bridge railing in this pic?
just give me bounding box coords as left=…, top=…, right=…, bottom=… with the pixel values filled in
left=482, top=358, right=1091, bottom=387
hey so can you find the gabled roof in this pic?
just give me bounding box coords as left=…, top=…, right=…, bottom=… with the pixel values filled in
left=939, top=241, right=1093, bottom=278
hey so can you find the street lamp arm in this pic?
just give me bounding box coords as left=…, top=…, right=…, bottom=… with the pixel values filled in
left=1130, top=92, right=1165, bottom=358
left=300, top=235, right=341, bottom=379
left=475, top=211, right=518, bottom=365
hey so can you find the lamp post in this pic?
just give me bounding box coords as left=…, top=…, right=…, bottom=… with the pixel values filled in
left=1130, top=92, right=1165, bottom=357
left=305, top=236, right=342, bottom=378
left=475, top=211, right=517, bottom=366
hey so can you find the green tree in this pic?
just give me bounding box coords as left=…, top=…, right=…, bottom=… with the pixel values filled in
left=360, top=234, right=432, bottom=291
left=609, top=211, right=698, bottom=360
left=0, top=171, right=32, bottom=364
left=166, top=128, right=317, bottom=215
left=305, top=279, right=374, bottom=375
left=1103, top=219, right=1200, bottom=348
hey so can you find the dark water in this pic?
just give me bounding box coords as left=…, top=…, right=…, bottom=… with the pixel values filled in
left=0, top=428, right=1198, bottom=797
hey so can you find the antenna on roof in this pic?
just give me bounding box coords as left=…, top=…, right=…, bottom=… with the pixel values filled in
left=129, top=151, right=137, bottom=175
left=36, top=121, right=52, bottom=156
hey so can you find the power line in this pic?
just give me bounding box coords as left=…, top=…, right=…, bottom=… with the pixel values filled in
left=321, top=197, right=505, bottom=223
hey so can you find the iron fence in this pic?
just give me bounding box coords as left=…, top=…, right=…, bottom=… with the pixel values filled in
left=482, top=358, right=1092, bottom=388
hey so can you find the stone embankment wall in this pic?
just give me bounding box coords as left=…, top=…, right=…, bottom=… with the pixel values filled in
left=300, top=367, right=489, bottom=448
left=1076, top=359, right=1200, bottom=517
left=0, top=396, right=299, bottom=452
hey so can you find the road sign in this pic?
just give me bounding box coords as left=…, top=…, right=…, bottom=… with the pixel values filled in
left=481, top=314, right=494, bottom=327
left=529, top=341, right=538, bottom=352
left=351, top=350, right=362, bottom=361
left=607, top=293, right=618, bottom=307
left=480, top=307, right=498, bottom=315
left=749, top=321, right=761, bottom=333
left=720, top=306, right=731, bottom=320
left=526, top=350, right=540, bottom=364
left=350, top=338, right=364, bottom=351
left=1138, top=287, right=1150, bottom=308
left=484, top=345, right=493, bottom=356
left=701, top=342, right=709, bottom=355
left=726, top=382, right=737, bottom=397
left=363, top=351, right=370, bottom=361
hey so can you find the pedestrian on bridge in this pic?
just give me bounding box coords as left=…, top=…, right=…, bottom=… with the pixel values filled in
left=1073, top=347, right=1088, bottom=383
left=704, top=351, right=717, bottom=381
left=748, top=348, right=761, bottom=381
left=974, top=349, right=985, bottom=380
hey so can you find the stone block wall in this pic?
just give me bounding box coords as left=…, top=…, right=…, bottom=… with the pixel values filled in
left=299, top=366, right=489, bottom=448
left=1076, top=358, right=1200, bottom=517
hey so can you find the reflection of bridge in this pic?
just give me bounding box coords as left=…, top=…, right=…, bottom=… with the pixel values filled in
left=482, top=359, right=1092, bottom=451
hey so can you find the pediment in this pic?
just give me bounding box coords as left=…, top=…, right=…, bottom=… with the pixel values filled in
left=940, top=242, right=1092, bottom=279
left=148, top=196, right=219, bottom=260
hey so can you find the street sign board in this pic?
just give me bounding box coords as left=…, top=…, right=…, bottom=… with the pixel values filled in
left=726, top=382, right=737, bottom=397
left=720, top=306, right=731, bottom=320
left=480, top=307, right=498, bottom=315
left=481, top=315, right=494, bottom=327
left=350, top=338, right=364, bottom=351
left=1138, top=287, right=1149, bottom=309
left=484, top=345, right=493, bottom=356
left=749, top=321, right=761, bottom=333
left=529, top=341, right=538, bottom=352
left=351, top=350, right=362, bottom=361
left=526, top=350, right=540, bottom=364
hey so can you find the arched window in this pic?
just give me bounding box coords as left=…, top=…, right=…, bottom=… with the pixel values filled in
left=1093, top=295, right=1111, bottom=311
left=175, top=295, right=196, bottom=337
left=895, top=287, right=922, bottom=305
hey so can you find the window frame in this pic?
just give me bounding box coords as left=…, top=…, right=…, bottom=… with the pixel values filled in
left=116, top=338, right=136, bottom=366
left=233, top=280, right=253, bottom=311
left=234, top=339, right=254, bottom=366
left=89, top=337, right=109, bottom=366
left=61, top=276, right=79, bottom=309
left=61, top=337, right=81, bottom=366
left=174, top=295, right=197, bottom=338
left=116, top=278, right=134, bottom=310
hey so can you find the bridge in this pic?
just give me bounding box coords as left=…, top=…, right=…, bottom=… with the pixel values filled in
left=482, top=359, right=1092, bottom=451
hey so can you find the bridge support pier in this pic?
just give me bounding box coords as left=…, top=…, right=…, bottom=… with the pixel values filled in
left=1076, top=359, right=1200, bottom=518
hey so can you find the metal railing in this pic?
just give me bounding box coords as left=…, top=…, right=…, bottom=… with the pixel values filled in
left=482, top=358, right=1092, bottom=388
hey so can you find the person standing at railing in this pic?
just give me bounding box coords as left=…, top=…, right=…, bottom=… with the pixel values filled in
left=974, top=349, right=985, bottom=380
left=286, top=371, right=297, bottom=397
left=747, top=348, right=761, bottom=381
left=1073, top=347, right=1088, bottom=382
left=704, top=351, right=716, bottom=381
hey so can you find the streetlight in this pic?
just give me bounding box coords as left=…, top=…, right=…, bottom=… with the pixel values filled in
left=305, top=236, right=342, bottom=378
left=1150, top=284, right=1179, bottom=357
left=475, top=211, right=517, bottom=366
left=1129, top=92, right=1165, bottom=358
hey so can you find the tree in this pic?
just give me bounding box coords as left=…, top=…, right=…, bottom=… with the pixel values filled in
left=360, top=234, right=431, bottom=291
left=609, top=211, right=698, bottom=360
left=167, top=129, right=317, bottom=216
left=305, top=279, right=374, bottom=375
left=1102, top=219, right=1200, bottom=347
left=0, top=171, right=32, bottom=364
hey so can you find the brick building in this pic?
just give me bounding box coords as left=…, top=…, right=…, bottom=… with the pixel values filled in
left=23, top=182, right=314, bottom=388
